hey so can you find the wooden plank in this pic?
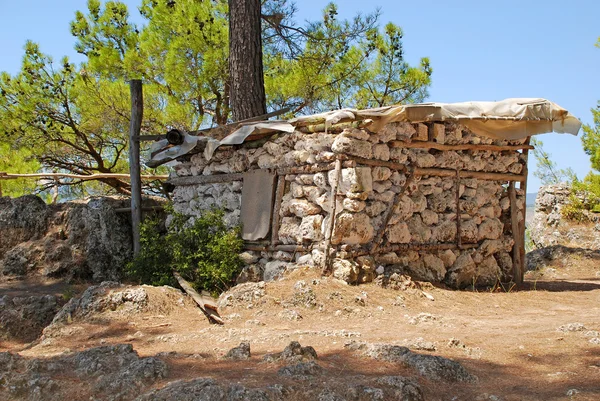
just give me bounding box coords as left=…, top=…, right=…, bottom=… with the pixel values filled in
left=0, top=173, right=168, bottom=180
left=416, top=168, right=526, bottom=182
left=167, top=173, right=244, bottom=186
left=381, top=242, right=479, bottom=253
left=508, top=182, right=522, bottom=283
left=296, top=119, right=373, bottom=134
left=341, top=156, right=526, bottom=181
left=128, top=80, right=143, bottom=257
left=114, top=206, right=164, bottom=213
left=243, top=244, right=310, bottom=252
left=173, top=272, right=224, bottom=325
left=389, top=141, right=534, bottom=152
left=271, top=175, right=286, bottom=246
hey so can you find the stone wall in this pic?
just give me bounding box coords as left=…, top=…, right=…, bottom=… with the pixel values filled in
left=171, top=121, right=527, bottom=288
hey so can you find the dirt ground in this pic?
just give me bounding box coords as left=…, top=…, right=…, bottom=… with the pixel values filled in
left=2, top=257, right=600, bottom=401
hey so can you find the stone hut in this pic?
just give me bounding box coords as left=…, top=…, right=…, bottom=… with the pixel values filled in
left=149, top=98, right=580, bottom=288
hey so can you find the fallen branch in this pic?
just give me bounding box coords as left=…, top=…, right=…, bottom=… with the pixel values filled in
left=173, top=272, right=224, bottom=325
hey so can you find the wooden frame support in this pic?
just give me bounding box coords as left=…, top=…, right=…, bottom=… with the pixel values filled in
left=508, top=182, right=522, bottom=283
left=322, top=158, right=342, bottom=275
left=270, top=175, right=286, bottom=247
left=128, top=79, right=143, bottom=257
left=389, top=141, right=534, bottom=152
left=455, top=170, right=462, bottom=248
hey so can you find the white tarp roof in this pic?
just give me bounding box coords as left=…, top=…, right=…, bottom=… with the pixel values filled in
left=149, top=98, right=581, bottom=165
left=290, top=97, right=582, bottom=139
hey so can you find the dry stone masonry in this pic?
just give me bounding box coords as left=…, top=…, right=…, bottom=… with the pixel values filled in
left=169, top=118, right=530, bottom=289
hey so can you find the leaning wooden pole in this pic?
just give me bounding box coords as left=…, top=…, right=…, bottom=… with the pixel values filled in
left=129, top=80, right=144, bottom=257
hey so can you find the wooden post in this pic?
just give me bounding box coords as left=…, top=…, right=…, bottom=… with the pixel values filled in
left=129, top=80, right=143, bottom=257
left=322, top=158, right=342, bottom=275
left=271, top=175, right=286, bottom=247
left=518, top=137, right=531, bottom=281
left=509, top=182, right=522, bottom=283
left=455, top=170, right=462, bottom=248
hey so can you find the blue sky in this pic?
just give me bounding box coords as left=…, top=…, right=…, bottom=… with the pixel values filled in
left=1, top=0, right=599, bottom=193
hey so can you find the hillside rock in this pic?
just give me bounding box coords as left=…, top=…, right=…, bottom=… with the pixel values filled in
left=0, top=294, right=63, bottom=342
left=0, top=196, right=138, bottom=281
left=529, top=183, right=600, bottom=250
left=0, top=344, right=167, bottom=401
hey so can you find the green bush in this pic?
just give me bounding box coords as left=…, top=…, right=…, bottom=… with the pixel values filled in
left=126, top=206, right=244, bottom=295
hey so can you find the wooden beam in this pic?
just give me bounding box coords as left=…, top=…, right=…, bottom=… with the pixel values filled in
left=173, top=272, right=223, bottom=325
left=342, top=156, right=526, bottom=181
left=456, top=170, right=462, bottom=248
left=380, top=242, right=479, bottom=253
left=128, top=79, right=144, bottom=257
left=508, top=182, right=522, bottom=283
left=167, top=163, right=345, bottom=187
left=415, top=168, right=526, bottom=182
left=322, top=158, right=342, bottom=275
left=0, top=172, right=168, bottom=181
left=296, top=119, right=373, bottom=134
left=243, top=243, right=310, bottom=252
left=167, top=173, right=244, bottom=186
left=389, top=141, right=534, bottom=152
left=270, top=175, right=286, bottom=247
left=518, top=138, right=531, bottom=281
left=114, top=206, right=164, bottom=213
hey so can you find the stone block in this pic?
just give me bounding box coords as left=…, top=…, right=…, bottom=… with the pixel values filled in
left=414, top=123, right=429, bottom=141
left=331, top=212, right=374, bottom=245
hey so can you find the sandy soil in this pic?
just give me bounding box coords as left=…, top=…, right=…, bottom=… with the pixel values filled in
left=2, top=258, right=600, bottom=400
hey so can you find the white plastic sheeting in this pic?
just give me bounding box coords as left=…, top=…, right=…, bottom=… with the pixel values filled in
left=148, top=98, right=581, bottom=165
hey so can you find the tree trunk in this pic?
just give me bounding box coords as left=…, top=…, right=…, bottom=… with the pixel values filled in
left=228, top=0, right=267, bottom=121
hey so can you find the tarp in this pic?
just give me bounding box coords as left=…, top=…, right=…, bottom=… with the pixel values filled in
left=147, top=98, right=581, bottom=165
left=292, top=98, right=582, bottom=140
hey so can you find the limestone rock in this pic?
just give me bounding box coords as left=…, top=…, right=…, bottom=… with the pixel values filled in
left=439, top=249, right=457, bottom=268
left=460, top=219, right=478, bottom=243
left=298, top=215, right=324, bottom=241
left=373, top=144, right=390, bottom=161
left=331, top=135, right=373, bottom=159
left=372, top=167, right=392, bottom=182
left=446, top=253, right=476, bottom=288
left=329, top=167, right=373, bottom=194
left=476, top=256, right=501, bottom=286
left=263, top=261, right=291, bottom=282
left=432, top=221, right=456, bottom=242
left=407, top=215, right=432, bottom=243
left=225, top=342, right=251, bottom=360
left=332, top=259, right=360, bottom=284
left=343, top=198, right=366, bottom=212
left=0, top=294, right=63, bottom=342
left=478, top=218, right=504, bottom=241
left=366, top=201, right=387, bottom=217
left=387, top=223, right=411, bottom=244
left=331, top=212, right=374, bottom=245
left=286, top=199, right=321, bottom=217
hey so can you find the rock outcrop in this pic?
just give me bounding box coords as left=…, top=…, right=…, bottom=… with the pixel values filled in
left=529, top=183, right=600, bottom=250
left=0, top=196, right=138, bottom=281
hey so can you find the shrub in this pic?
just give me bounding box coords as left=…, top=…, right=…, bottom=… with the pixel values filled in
left=126, top=206, right=244, bottom=295
left=561, top=173, right=600, bottom=221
